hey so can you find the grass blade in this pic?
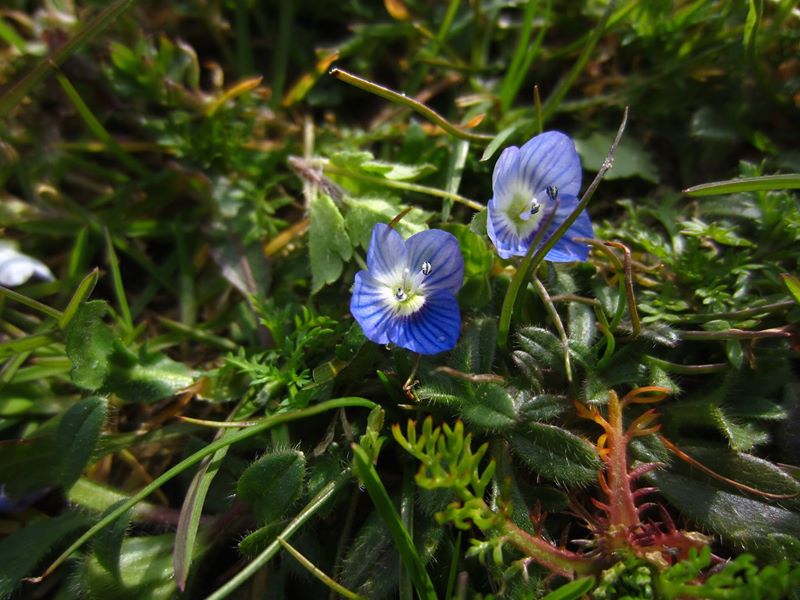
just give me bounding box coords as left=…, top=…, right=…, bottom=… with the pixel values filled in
left=0, top=0, right=139, bottom=117
left=206, top=469, right=353, bottom=600
left=28, top=397, right=375, bottom=583
left=683, top=174, right=800, bottom=197
left=351, top=444, right=437, bottom=600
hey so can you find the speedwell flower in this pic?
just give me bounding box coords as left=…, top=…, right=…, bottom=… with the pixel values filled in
left=350, top=223, right=464, bottom=355
left=487, top=131, right=593, bottom=261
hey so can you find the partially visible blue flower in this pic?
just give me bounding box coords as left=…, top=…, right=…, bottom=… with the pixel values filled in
left=350, top=224, right=464, bottom=355
left=487, top=131, right=593, bottom=261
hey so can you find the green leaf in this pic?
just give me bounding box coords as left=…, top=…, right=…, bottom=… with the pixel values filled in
left=651, top=471, right=800, bottom=559
left=480, top=125, right=519, bottom=162
left=343, top=196, right=429, bottom=249
left=93, top=502, right=133, bottom=581
left=82, top=534, right=180, bottom=600
left=574, top=132, right=658, bottom=183
left=237, top=521, right=285, bottom=558
left=57, top=396, right=107, bottom=490
left=0, top=511, right=90, bottom=598
left=781, top=273, right=800, bottom=305
left=515, top=392, right=570, bottom=422
left=710, top=405, right=770, bottom=451
left=460, top=384, right=516, bottom=431
left=309, top=194, right=353, bottom=293
left=684, top=173, right=800, bottom=197
left=0, top=430, right=59, bottom=497
left=351, top=444, right=437, bottom=600
left=237, top=449, right=306, bottom=524
left=683, top=447, right=800, bottom=510
left=0, top=0, right=139, bottom=117
left=340, top=513, right=400, bottom=599
left=507, top=423, right=601, bottom=486
left=64, top=301, right=116, bottom=390
left=103, top=349, right=195, bottom=403
left=540, top=576, right=596, bottom=600
left=450, top=318, right=498, bottom=374
left=513, top=326, right=566, bottom=384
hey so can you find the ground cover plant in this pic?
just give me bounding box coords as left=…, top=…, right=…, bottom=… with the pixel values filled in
left=1, top=0, right=799, bottom=598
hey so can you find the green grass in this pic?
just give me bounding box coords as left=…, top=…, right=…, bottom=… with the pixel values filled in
left=0, top=1, right=799, bottom=598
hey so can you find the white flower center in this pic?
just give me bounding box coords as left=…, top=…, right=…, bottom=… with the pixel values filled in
left=384, top=263, right=432, bottom=316
left=503, top=185, right=559, bottom=238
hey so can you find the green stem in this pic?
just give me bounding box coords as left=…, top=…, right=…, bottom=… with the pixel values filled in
left=278, top=536, right=365, bottom=600
left=0, top=286, right=63, bottom=321
left=503, top=521, right=596, bottom=578
left=55, top=71, right=148, bottom=177
left=329, top=68, right=493, bottom=143
left=497, top=107, right=628, bottom=348
left=539, top=1, right=614, bottom=123
left=645, top=356, right=727, bottom=375
left=0, top=0, right=139, bottom=117
left=680, top=327, right=791, bottom=341
left=206, top=469, right=353, bottom=600
left=29, top=397, right=376, bottom=582
left=533, top=277, right=571, bottom=382
left=322, top=162, right=483, bottom=211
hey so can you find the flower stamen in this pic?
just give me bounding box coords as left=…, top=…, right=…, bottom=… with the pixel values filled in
left=421, top=261, right=432, bottom=275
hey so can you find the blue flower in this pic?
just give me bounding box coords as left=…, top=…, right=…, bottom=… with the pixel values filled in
left=487, top=131, right=593, bottom=261
left=350, top=224, right=464, bottom=354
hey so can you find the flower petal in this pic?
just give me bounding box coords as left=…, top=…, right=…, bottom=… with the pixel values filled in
left=366, top=223, right=407, bottom=284
left=350, top=271, right=394, bottom=344
left=0, top=246, right=54, bottom=287
left=487, top=199, right=528, bottom=259
left=517, top=131, right=582, bottom=199
left=405, top=229, right=464, bottom=295
left=388, top=292, right=461, bottom=354
left=543, top=193, right=594, bottom=262
left=491, top=146, right=521, bottom=209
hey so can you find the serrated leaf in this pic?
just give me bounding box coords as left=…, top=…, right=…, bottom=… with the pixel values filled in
left=237, top=450, right=305, bottom=524
left=507, top=423, right=601, bottom=486
left=460, top=383, right=516, bottom=431
left=58, top=396, right=107, bottom=489
left=64, top=301, right=116, bottom=390
left=309, top=194, right=352, bottom=293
